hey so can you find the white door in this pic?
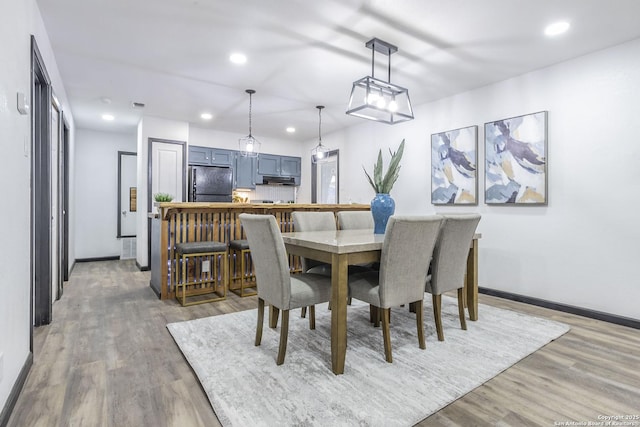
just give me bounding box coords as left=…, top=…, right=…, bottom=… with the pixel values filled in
left=316, top=151, right=338, bottom=204
left=151, top=141, right=184, bottom=208
left=120, top=153, right=137, bottom=236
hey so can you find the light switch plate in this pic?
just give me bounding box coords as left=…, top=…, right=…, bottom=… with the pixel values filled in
left=202, top=260, right=211, bottom=273
left=17, top=92, right=29, bottom=115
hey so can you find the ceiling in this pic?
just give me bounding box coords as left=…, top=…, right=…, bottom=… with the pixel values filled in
left=37, top=0, right=640, bottom=142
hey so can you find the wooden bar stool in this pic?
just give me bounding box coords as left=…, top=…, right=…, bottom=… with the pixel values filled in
left=175, top=241, right=228, bottom=306
left=228, top=239, right=257, bottom=297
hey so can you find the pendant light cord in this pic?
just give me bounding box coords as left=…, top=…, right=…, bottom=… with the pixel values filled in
left=317, top=105, right=325, bottom=147
left=248, top=92, right=253, bottom=137
left=318, top=107, right=322, bottom=146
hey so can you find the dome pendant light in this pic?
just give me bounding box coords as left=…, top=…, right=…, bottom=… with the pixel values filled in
left=239, top=89, right=261, bottom=157
left=346, top=38, right=414, bottom=124
left=311, top=105, right=331, bottom=164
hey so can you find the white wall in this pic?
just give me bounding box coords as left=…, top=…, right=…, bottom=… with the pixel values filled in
left=0, top=0, right=75, bottom=414
left=318, top=38, right=640, bottom=321
left=135, top=116, right=189, bottom=267
left=74, top=128, right=137, bottom=258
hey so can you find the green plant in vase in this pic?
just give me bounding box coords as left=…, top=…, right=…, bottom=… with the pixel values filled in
left=363, top=139, right=405, bottom=234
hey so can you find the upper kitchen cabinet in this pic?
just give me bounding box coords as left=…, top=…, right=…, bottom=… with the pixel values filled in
left=188, top=146, right=234, bottom=166
left=234, top=154, right=256, bottom=189
left=256, top=154, right=280, bottom=176
left=257, top=154, right=301, bottom=177
left=280, top=156, right=301, bottom=177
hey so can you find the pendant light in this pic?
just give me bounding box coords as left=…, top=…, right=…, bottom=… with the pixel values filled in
left=311, top=105, right=331, bottom=164
left=346, top=38, right=414, bottom=124
left=239, top=89, right=261, bottom=157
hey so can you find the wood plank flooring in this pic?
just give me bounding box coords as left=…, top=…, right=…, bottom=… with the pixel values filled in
left=7, top=260, right=640, bottom=426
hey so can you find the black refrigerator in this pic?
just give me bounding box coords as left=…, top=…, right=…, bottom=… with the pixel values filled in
left=188, top=166, right=233, bottom=202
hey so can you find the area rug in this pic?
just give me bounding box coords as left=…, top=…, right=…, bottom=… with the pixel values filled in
left=167, top=296, right=569, bottom=427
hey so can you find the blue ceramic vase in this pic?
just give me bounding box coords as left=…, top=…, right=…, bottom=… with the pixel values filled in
left=371, top=193, right=395, bottom=234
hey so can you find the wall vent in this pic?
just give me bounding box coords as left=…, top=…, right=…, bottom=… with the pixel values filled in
left=120, top=237, right=137, bottom=259
left=131, top=101, right=145, bottom=109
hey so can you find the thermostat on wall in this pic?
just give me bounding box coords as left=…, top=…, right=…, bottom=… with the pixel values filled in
left=17, top=92, right=29, bottom=115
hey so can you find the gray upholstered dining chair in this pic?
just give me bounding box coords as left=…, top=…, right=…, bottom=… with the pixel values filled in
left=348, top=215, right=443, bottom=363
left=336, top=210, right=374, bottom=230
left=291, top=211, right=336, bottom=276
left=291, top=211, right=336, bottom=317
left=425, top=213, right=481, bottom=341
left=239, top=213, right=332, bottom=365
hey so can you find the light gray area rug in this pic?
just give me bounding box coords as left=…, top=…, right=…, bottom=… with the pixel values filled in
left=167, top=296, right=569, bottom=427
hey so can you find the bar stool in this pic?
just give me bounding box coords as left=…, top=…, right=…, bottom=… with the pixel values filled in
left=228, top=239, right=257, bottom=297
left=174, top=241, right=228, bottom=306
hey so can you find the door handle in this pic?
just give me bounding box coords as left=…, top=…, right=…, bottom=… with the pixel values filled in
left=122, top=211, right=127, bottom=216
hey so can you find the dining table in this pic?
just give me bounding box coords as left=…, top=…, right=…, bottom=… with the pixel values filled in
left=281, top=228, right=481, bottom=375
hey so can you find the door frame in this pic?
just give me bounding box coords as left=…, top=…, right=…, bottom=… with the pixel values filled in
left=61, top=114, right=70, bottom=282
left=31, top=35, right=52, bottom=328
left=311, top=149, right=340, bottom=204
left=117, top=150, right=137, bottom=238
left=51, top=94, right=62, bottom=301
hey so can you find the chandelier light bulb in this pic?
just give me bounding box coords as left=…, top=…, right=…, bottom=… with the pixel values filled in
left=388, top=100, right=398, bottom=112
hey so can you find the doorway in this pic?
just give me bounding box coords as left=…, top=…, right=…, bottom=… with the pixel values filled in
left=311, top=150, right=339, bottom=204
left=31, top=36, right=52, bottom=327
left=61, top=116, right=70, bottom=283
left=118, top=151, right=137, bottom=238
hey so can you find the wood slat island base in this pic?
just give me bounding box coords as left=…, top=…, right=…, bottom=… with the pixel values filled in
left=150, top=203, right=370, bottom=300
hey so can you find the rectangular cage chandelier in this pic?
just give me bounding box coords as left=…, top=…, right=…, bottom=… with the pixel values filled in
left=346, top=38, right=414, bottom=124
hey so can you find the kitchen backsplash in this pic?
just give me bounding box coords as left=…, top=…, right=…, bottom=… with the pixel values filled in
left=235, top=184, right=296, bottom=203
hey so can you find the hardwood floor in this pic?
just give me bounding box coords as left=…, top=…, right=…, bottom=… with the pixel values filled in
left=8, top=260, right=640, bottom=426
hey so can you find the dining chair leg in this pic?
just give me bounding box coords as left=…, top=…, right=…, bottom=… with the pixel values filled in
left=255, top=298, right=265, bottom=346
left=382, top=308, right=392, bottom=363
left=309, top=305, right=316, bottom=330
left=270, top=305, right=279, bottom=329
left=372, top=306, right=380, bottom=327
left=416, top=299, right=426, bottom=349
left=409, top=301, right=416, bottom=313
left=301, top=306, right=307, bottom=318
left=369, top=304, right=375, bottom=323
left=433, top=294, right=445, bottom=341
left=457, top=288, right=467, bottom=331
left=276, top=309, right=290, bottom=365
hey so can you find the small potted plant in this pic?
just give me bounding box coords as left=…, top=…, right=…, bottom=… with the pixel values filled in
left=363, top=139, right=405, bottom=234
left=153, top=192, right=173, bottom=206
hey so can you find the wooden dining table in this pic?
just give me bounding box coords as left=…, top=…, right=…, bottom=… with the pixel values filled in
left=281, top=228, right=481, bottom=375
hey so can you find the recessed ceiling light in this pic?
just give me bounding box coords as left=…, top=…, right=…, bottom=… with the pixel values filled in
left=544, top=21, right=570, bottom=37
left=286, top=127, right=296, bottom=133
left=229, top=52, right=247, bottom=64
left=200, top=112, right=213, bottom=120
left=102, top=113, right=114, bottom=121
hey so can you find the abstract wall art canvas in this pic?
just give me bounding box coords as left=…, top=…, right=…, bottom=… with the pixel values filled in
left=431, top=125, right=477, bottom=205
left=485, top=111, right=547, bottom=205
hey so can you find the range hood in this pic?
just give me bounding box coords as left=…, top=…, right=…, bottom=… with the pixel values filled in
left=261, top=175, right=296, bottom=186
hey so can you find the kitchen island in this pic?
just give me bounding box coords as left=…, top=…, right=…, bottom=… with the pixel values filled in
left=150, top=202, right=370, bottom=299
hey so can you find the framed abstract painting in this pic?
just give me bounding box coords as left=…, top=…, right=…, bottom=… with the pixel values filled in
left=431, top=125, right=478, bottom=205
left=485, top=111, right=548, bottom=205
